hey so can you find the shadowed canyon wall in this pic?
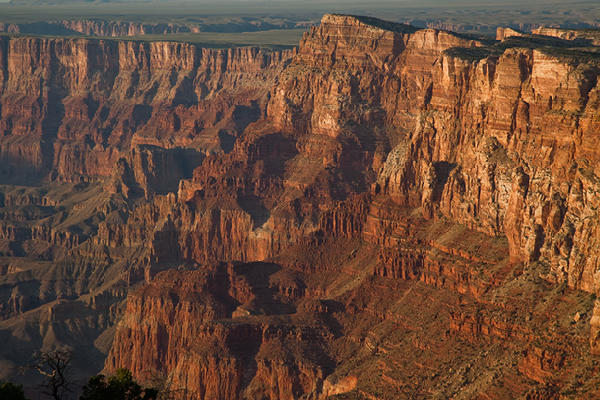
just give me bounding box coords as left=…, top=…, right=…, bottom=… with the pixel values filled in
left=0, top=36, right=294, bottom=183
left=102, top=14, right=600, bottom=399
left=2, top=13, right=600, bottom=399
left=0, top=37, right=294, bottom=389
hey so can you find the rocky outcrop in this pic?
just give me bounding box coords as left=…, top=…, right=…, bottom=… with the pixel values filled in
left=106, top=265, right=332, bottom=400
left=2, top=13, right=600, bottom=399
left=532, top=26, right=600, bottom=46
left=265, top=14, right=600, bottom=295
left=104, top=14, right=600, bottom=399
left=0, top=19, right=311, bottom=37
left=0, top=36, right=294, bottom=183
left=496, top=27, right=527, bottom=41
left=108, top=220, right=597, bottom=399
left=57, top=20, right=190, bottom=36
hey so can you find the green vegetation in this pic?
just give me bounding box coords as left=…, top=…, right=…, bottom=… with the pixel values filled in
left=444, top=46, right=495, bottom=62
left=539, top=47, right=600, bottom=65
left=449, top=30, right=496, bottom=45
left=81, top=369, right=158, bottom=400
left=1, top=368, right=162, bottom=400
left=0, top=382, right=27, bottom=400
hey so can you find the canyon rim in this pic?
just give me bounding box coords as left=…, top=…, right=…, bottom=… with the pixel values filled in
left=1, top=4, right=600, bottom=399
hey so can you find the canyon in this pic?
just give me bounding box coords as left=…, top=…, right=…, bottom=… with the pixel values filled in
left=2, top=18, right=600, bottom=39
left=0, top=19, right=310, bottom=37
left=1, top=13, right=600, bottom=399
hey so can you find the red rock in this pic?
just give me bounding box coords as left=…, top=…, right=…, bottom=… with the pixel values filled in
left=2, top=13, right=600, bottom=399
left=0, top=36, right=294, bottom=182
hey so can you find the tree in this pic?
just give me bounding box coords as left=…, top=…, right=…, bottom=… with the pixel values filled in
left=0, top=381, right=29, bottom=400
left=80, top=368, right=157, bottom=400
left=31, top=349, right=73, bottom=400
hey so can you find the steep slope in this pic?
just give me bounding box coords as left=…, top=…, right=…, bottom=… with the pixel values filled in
left=0, top=36, right=294, bottom=183
left=0, top=38, right=294, bottom=388
left=103, top=15, right=600, bottom=399
left=1, top=13, right=600, bottom=399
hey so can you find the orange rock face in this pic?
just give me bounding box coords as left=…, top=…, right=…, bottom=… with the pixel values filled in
left=532, top=26, right=600, bottom=46
left=0, top=37, right=294, bottom=183
left=266, top=14, right=600, bottom=292
left=100, top=15, right=600, bottom=399
left=3, top=13, right=600, bottom=399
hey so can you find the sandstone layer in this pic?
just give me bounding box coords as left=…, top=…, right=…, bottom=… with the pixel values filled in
left=0, top=19, right=310, bottom=37
left=101, top=15, right=600, bottom=399
left=0, top=36, right=294, bottom=389
left=2, top=14, right=600, bottom=399
left=0, top=36, right=294, bottom=183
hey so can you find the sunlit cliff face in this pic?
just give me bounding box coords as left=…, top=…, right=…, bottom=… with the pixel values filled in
left=2, top=11, right=600, bottom=399
left=103, top=14, right=600, bottom=399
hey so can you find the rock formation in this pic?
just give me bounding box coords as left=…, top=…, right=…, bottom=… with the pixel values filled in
left=0, top=36, right=294, bottom=183
left=2, top=13, right=600, bottom=399
left=532, top=26, right=600, bottom=46
left=102, top=15, right=600, bottom=399
left=0, top=19, right=311, bottom=37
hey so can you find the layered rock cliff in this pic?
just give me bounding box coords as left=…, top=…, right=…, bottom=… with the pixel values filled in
left=0, top=19, right=310, bottom=37
left=1, top=12, right=600, bottom=399
left=265, top=14, right=600, bottom=294
left=102, top=15, right=600, bottom=399
left=0, top=36, right=294, bottom=184
left=0, top=36, right=294, bottom=389
left=532, top=26, right=600, bottom=46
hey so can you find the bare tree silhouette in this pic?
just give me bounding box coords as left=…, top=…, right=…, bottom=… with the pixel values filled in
left=30, top=349, right=73, bottom=400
